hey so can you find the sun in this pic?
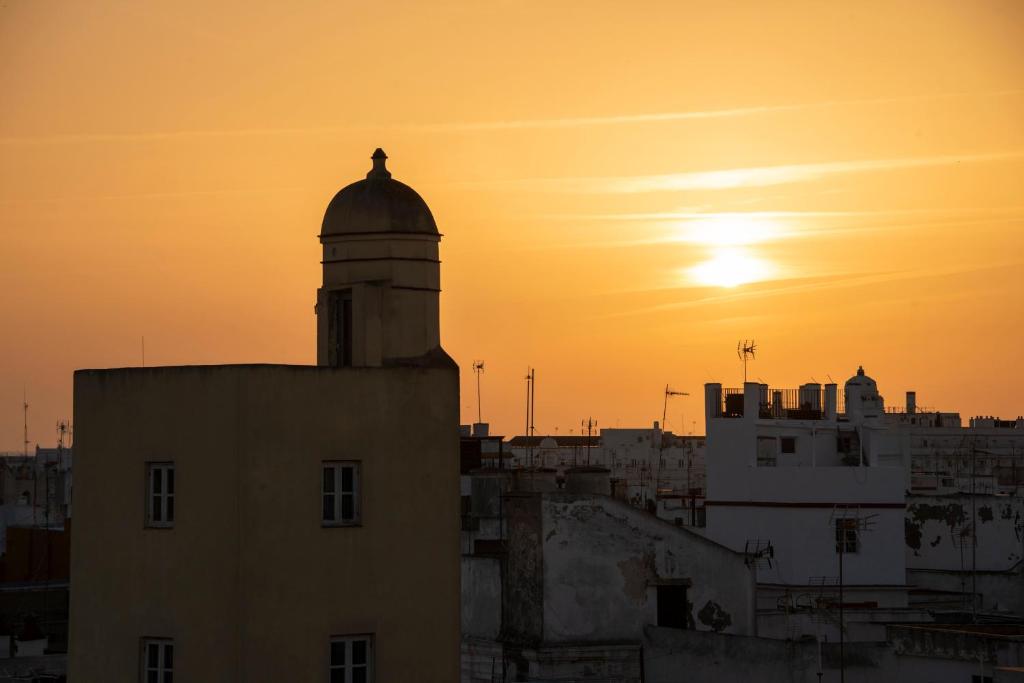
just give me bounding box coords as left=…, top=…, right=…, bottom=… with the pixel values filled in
left=679, top=213, right=781, bottom=247
left=687, top=247, right=776, bottom=288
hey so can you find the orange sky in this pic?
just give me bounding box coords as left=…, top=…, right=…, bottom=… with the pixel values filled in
left=2, top=0, right=1023, bottom=449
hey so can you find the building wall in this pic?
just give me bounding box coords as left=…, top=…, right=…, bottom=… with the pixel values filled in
left=642, top=626, right=1014, bottom=683
left=69, top=363, right=459, bottom=682
left=539, top=494, right=756, bottom=641
left=906, top=494, right=1024, bottom=572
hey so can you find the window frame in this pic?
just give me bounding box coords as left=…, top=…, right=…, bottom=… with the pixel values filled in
left=145, top=462, right=175, bottom=529
left=655, top=583, right=690, bottom=629
left=322, top=461, right=361, bottom=527
left=779, top=436, right=797, bottom=455
left=140, top=637, right=173, bottom=683
left=835, top=519, right=859, bottom=554
left=329, top=634, right=373, bottom=683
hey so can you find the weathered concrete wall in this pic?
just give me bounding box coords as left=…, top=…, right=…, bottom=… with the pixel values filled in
left=69, top=363, right=460, bottom=682
left=906, top=494, right=1024, bottom=571
left=460, top=639, right=640, bottom=683
left=462, top=556, right=501, bottom=639
left=502, top=492, right=544, bottom=644
left=909, top=567, right=1024, bottom=614
left=643, top=626, right=1013, bottom=683
left=905, top=494, right=1024, bottom=612
left=540, top=494, right=755, bottom=643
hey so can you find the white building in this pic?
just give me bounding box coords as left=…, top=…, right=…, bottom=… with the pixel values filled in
left=703, top=369, right=913, bottom=641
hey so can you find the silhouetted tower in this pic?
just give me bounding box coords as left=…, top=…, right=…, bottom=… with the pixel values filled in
left=316, top=149, right=442, bottom=367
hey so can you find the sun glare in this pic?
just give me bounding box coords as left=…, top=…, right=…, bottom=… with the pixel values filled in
left=687, top=247, right=777, bottom=288
left=679, top=214, right=782, bottom=246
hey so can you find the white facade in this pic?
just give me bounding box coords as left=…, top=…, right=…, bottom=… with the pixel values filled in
left=703, top=370, right=909, bottom=640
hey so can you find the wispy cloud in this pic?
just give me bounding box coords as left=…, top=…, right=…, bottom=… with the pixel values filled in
left=407, top=88, right=1024, bottom=132
left=485, top=151, right=1024, bottom=194
left=616, top=261, right=1021, bottom=317
left=542, top=207, right=1024, bottom=222
left=530, top=211, right=1024, bottom=251
left=1, top=89, right=1021, bottom=146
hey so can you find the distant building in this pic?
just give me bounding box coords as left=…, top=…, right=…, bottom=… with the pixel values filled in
left=703, top=370, right=913, bottom=641
left=68, top=150, right=460, bottom=682
left=460, top=467, right=756, bottom=682
left=505, top=427, right=707, bottom=514
left=704, top=366, right=1024, bottom=642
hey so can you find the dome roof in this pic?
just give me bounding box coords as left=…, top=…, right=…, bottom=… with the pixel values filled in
left=321, top=149, right=437, bottom=237
left=845, top=365, right=877, bottom=387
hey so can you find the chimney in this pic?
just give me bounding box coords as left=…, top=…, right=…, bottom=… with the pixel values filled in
left=824, top=384, right=837, bottom=420
left=907, top=391, right=916, bottom=415
left=705, top=384, right=722, bottom=422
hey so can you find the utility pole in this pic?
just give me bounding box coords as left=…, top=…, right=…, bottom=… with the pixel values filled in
left=524, top=369, right=536, bottom=468
left=971, top=440, right=977, bottom=622
left=23, top=388, right=29, bottom=458
left=473, top=361, right=485, bottom=424
left=654, top=386, right=688, bottom=504
left=582, top=417, right=596, bottom=466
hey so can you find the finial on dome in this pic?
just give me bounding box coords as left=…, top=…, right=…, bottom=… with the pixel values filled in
left=368, top=148, right=391, bottom=179
left=857, top=366, right=865, bottom=376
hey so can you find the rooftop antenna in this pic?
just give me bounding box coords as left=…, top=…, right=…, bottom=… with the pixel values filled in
left=582, top=417, right=597, bottom=466
left=737, top=340, right=757, bottom=383
left=23, top=388, right=29, bottom=458
left=472, top=360, right=485, bottom=424
left=524, top=368, right=536, bottom=467
left=655, top=385, right=689, bottom=501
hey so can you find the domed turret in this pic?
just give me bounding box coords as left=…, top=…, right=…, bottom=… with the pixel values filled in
left=320, top=149, right=438, bottom=237
left=316, top=150, right=442, bottom=368
left=844, top=366, right=884, bottom=422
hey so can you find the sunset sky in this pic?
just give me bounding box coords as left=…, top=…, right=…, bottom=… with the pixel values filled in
left=2, top=1, right=1023, bottom=450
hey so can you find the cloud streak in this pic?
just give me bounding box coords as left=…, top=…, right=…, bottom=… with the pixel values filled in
left=1, top=89, right=1021, bottom=146
left=617, top=260, right=1022, bottom=317
left=485, top=150, right=1024, bottom=194
left=406, top=88, right=1024, bottom=132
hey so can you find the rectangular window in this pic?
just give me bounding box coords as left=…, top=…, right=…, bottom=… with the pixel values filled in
left=330, top=635, right=373, bottom=683
left=780, top=437, right=796, bottom=454
left=323, top=462, right=360, bottom=525
left=329, top=289, right=353, bottom=367
left=835, top=519, right=859, bottom=554
left=656, top=584, right=688, bottom=629
left=141, top=638, right=173, bottom=683
left=146, top=463, right=175, bottom=528
left=756, top=437, right=777, bottom=467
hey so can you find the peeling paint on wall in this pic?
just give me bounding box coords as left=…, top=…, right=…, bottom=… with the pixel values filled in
left=908, top=502, right=965, bottom=528
left=616, top=553, right=655, bottom=606
left=905, top=517, right=922, bottom=552
left=696, top=600, right=732, bottom=632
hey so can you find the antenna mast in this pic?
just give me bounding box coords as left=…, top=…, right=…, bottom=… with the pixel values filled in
left=524, top=368, right=536, bottom=467
left=472, top=360, right=485, bottom=424
left=582, top=417, right=597, bottom=466
left=737, top=340, right=757, bottom=383
left=23, top=388, right=29, bottom=458
left=655, top=385, right=689, bottom=500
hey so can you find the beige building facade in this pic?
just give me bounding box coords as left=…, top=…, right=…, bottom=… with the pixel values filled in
left=69, top=150, right=460, bottom=682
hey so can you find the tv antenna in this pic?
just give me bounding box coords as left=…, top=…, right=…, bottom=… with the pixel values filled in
left=654, top=385, right=689, bottom=500
left=582, top=417, right=597, bottom=466
left=737, top=340, right=757, bottom=383
left=524, top=368, right=536, bottom=467
left=23, top=388, right=29, bottom=458
left=472, top=360, right=485, bottom=424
